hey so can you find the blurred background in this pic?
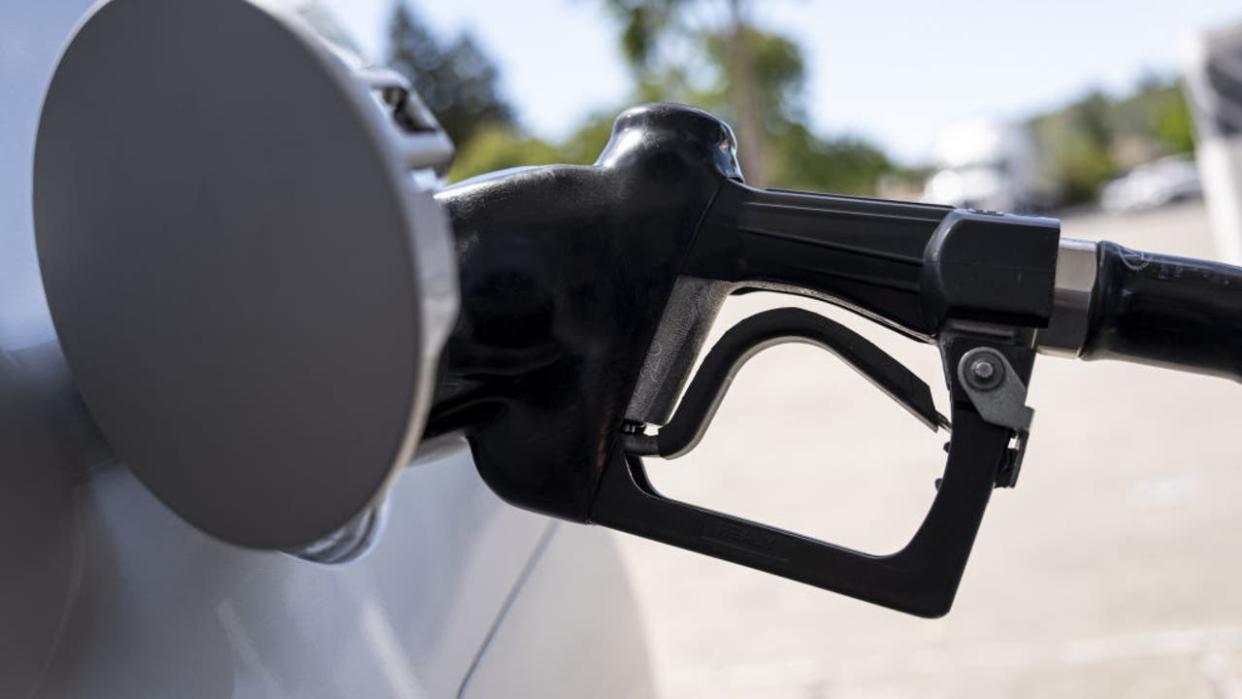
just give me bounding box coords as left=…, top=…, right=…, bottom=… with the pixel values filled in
left=292, top=0, right=1238, bottom=209
left=292, top=1, right=1242, bottom=696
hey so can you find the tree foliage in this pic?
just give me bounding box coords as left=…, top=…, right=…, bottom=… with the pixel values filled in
left=557, top=112, right=619, bottom=165
left=594, top=0, right=892, bottom=192
left=386, top=3, right=514, bottom=147
left=771, top=124, right=891, bottom=195
left=598, top=0, right=775, bottom=184
left=446, top=127, right=564, bottom=182
left=703, top=27, right=805, bottom=128
left=383, top=0, right=890, bottom=190
left=1030, top=77, right=1196, bottom=204
left=1032, top=90, right=1118, bottom=203
left=385, top=0, right=1193, bottom=202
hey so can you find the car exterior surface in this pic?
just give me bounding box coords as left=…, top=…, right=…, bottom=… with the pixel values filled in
left=0, top=1, right=653, bottom=697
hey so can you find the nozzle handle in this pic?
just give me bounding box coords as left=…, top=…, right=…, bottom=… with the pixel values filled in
left=684, top=181, right=1061, bottom=339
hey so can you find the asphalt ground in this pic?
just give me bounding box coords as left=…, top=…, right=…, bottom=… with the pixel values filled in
left=616, top=201, right=1242, bottom=698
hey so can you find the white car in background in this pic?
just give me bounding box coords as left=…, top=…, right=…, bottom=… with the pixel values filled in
left=923, top=119, right=1057, bottom=214
left=1100, top=154, right=1204, bottom=212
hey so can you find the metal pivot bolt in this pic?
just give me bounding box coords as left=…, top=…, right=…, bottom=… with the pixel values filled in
left=966, top=355, right=1002, bottom=389
left=956, top=349, right=1032, bottom=431
left=956, top=347, right=1035, bottom=488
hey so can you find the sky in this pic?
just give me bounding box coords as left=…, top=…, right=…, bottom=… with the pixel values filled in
left=317, top=0, right=1242, bottom=164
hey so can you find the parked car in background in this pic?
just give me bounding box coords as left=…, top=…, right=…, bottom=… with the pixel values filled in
left=1100, top=154, right=1204, bottom=212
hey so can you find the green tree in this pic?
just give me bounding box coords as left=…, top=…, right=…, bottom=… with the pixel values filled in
left=1127, top=74, right=1194, bottom=154
left=386, top=3, right=514, bottom=147
left=702, top=28, right=805, bottom=128
left=447, top=127, right=564, bottom=181
left=1148, top=84, right=1196, bottom=155
left=558, top=112, right=618, bottom=164
left=1031, top=89, right=1118, bottom=203
left=600, top=0, right=773, bottom=184
left=1028, top=77, right=1197, bottom=205
left=772, top=124, right=891, bottom=195
left=597, top=0, right=891, bottom=193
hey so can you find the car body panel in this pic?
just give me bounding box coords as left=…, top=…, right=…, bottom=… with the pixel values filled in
left=36, top=455, right=550, bottom=699
left=0, top=1, right=650, bottom=696
left=461, top=523, right=654, bottom=699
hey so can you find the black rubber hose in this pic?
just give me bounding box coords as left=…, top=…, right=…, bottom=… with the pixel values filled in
left=1082, top=241, right=1242, bottom=381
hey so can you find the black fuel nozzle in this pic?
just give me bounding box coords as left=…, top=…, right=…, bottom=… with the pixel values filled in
left=427, top=103, right=1057, bottom=616
left=425, top=104, right=737, bottom=521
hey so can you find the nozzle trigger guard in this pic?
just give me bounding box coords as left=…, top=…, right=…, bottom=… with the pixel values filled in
left=622, top=308, right=946, bottom=458
left=593, top=314, right=1035, bottom=617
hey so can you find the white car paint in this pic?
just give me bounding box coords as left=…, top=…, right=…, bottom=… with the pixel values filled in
left=0, top=2, right=652, bottom=696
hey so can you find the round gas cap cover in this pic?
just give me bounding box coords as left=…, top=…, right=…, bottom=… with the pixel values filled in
left=34, top=0, right=455, bottom=549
